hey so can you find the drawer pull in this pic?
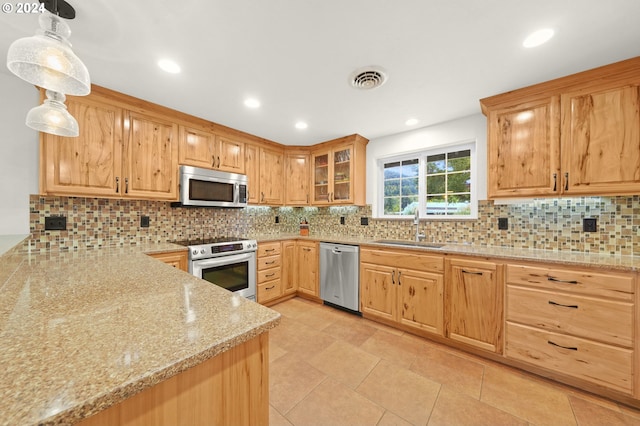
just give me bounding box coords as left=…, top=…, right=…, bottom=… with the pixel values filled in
left=398, top=270, right=402, bottom=285
left=303, top=248, right=311, bottom=252
left=548, top=300, right=578, bottom=309
left=462, top=270, right=483, bottom=275
left=265, top=261, right=276, bottom=265
left=266, top=285, right=275, bottom=290
left=265, top=248, right=276, bottom=252
left=265, top=273, right=275, bottom=278
left=391, top=270, right=395, bottom=285
left=548, top=340, right=578, bottom=351
left=547, top=276, right=578, bottom=284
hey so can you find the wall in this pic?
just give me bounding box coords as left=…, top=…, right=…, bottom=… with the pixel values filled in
left=0, top=72, right=39, bottom=235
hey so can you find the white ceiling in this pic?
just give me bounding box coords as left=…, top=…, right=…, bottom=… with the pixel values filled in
left=1, top=0, right=640, bottom=146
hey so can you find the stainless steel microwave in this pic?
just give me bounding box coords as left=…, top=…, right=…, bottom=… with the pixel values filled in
left=174, top=165, right=248, bottom=208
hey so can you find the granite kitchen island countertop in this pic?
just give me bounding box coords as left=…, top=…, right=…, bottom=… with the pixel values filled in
left=0, top=242, right=280, bottom=425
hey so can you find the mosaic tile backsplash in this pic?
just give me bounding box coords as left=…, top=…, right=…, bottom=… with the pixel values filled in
left=28, top=195, right=640, bottom=256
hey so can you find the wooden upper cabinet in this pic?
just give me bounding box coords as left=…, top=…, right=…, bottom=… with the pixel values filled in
left=311, top=135, right=367, bottom=206
left=245, top=143, right=260, bottom=204
left=124, top=112, right=178, bottom=200
left=258, top=146, right=284, bottom=205
left=487, top=97, right=560, bottom=198
left=178, top=125, right=216, bottom=169
left=178, top=127, right=245, bottom=174
left=41, top=96, right=123, bottom=197
left=216, top=136, right=245, bottom=174
left=561, top=84, right=640, bottom=195
left=285, top=151, right=310, bottom=205
left=482, top=56, right=640, bottom=198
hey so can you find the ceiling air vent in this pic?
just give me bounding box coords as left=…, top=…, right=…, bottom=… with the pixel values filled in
left=350, top=67, right=387, bottom=90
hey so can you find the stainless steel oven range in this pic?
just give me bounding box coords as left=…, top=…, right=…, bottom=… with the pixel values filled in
left=175, top=237, right=257, bottom=301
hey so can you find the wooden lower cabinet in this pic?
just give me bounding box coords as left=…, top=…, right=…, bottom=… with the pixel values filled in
left=445, top=257, right=503, bottom=353
left=281, top=241, right=297, bottom=296
left=257, top=242, right=282, bottom=304
left=360, top=247, right=444, bottom=336
left=296, top=241, right=319, bottom=300
left=504, top=262, right=637, bottom=397
left=78, top=333, right=269, bottom=426
left=148, top=250, right=188, bottom=272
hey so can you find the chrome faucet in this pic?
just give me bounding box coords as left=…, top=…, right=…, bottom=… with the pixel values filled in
left=414, top=210, right=425, bottom=242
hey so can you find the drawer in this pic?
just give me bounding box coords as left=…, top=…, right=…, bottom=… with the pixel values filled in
left=505, top=322, right=633, bottom=395
left=258, top=242, right=281, bottom=257
left=258, top=255, right=281, bottom=270
left=258, top=279, right=282, bottom=303
left=361, top=248, right=443, bottom=273
left=258, top=267, right=281, bottom=283
left=507, top=286, right=633, bottom=347
left=506, top=264, right=634, bottom=301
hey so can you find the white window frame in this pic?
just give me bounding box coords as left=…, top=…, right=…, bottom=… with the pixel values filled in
left=376, top=141, right=477, bottom=220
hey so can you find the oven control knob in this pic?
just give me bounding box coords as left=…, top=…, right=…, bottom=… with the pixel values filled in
left=200, top=249, right=206, bottom=254
left=252, top=243, right=257, bottom=248
left=192, top=249, right=198, bottom=256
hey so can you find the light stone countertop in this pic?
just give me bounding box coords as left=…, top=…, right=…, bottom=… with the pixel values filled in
left=252, top=233, right=640, bottom=272
left=0, top=242, right=280, bottom=426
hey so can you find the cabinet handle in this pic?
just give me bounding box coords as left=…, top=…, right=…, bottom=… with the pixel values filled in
left=548, top=300, right=578, bottom=309
left=398, top=271, right=402, bottom=285
left=330, top=192, right=334, bottom=202
left=261, top=192, right=265, bottom=202
left=115, top=176, right=120, bottom=193
left=266, top=285, right=275, bottom=290
left=265, top=273, right=275, bottom=278
left=564, top=172, right=569, bottom=191
left=303, top=247, right=311, bottom=251
left=217, top=156, right=221, bottom=168
left=306, top=194, right=309, bottom=204
left=462, top=270, right=483, bottom=275
left=265, top=261, right=276, bottom=265
left=547, top=276, right=578, bottom=284
left=125, top=177, right=129, bottom=194
left=547, top=340, right=578, bottom=351
left=265, top=248, right=275, bottom=252
left=552, top=173, right=557, bottom=191
left=391, top=270, right=395, bottom=284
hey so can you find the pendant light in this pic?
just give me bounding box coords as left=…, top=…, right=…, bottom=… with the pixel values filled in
left=26, top=90, right=79, bottom=137
left=6, top=0, right=90, bottom=96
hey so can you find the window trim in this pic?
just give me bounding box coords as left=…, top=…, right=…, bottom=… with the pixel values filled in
left=376, top=140, right=478, bottom=220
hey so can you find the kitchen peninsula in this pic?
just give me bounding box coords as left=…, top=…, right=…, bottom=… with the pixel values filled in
left=0, top=239, right=280, bottom=425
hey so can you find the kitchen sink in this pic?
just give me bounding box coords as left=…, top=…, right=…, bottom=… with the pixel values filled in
left=373, top=240, right=446, bottom=249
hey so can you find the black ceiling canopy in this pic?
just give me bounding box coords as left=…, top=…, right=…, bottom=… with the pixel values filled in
left=39, top=0, right=76, bottom=19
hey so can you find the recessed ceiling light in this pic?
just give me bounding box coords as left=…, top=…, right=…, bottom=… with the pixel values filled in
left=244, top=98, right=260, bottom=108
left=405, top=118, right=419, bottom=126
left=158, top=59, right=181, bottom=74
left=295, top=121, right=308, bottom=130
left=523, top=28, right=554, bottom=48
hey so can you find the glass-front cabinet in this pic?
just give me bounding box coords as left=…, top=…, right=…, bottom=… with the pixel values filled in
left=311, top=137, right=366, bottom=205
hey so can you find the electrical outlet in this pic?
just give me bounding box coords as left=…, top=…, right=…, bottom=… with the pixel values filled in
left=140, top=215, right=150, bottom=228
left=340, top=216, right=345, bottom=225
left=498, top=217, right=508, bottom=230
left=275, top=216, right=280, bottom=224
left=44, top=216, right=66, bottom=231
left=583, top=217, right=597, bottom=232
left=360, top=217, right=369, bottom=226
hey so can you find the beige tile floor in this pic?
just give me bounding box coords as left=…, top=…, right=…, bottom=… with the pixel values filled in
left=268, top=297, right=640, bottom=426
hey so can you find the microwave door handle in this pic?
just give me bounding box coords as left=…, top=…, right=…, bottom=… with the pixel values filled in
left=234, top=183, right=239, bottom=204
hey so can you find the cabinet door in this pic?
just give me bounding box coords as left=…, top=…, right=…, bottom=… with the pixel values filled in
left=447, top=258, right=502, bottom=353
left=41, top=96, right=123, bottom=197
left=245, top=144, right=260, bottom=204
left=178, top=125, right=216, bottom=169
left=281, top=241, right=297, bottom=296
left=124, top=112, right=178, bottom=200
left=285, top=152, right=310, bottom=205
left=487, top=98, right=560, bottom=198
left=258, top=147, right=284, bottom=205
left=360, top=263, right=396, bottom=323
left=216, top=136, right=245, bottom=174
left=311, top=151, right=330, bottom=204
left=331, top=144, right=355, bottom=204
left=148, top=250, right=188, bottom=272
left=397, top=268, right=444, bottom=336
left=297, top=242, right=318, bottom=297
left=561, top=84, right=640, bottom=195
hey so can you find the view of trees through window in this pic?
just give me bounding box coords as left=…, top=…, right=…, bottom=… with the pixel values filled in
left=382, top=148, right=472, bottom=217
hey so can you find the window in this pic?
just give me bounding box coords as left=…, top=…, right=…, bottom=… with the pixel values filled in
left=378, top=143, right=476, bottom=219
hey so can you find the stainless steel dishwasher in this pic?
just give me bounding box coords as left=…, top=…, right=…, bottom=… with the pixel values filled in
left=319, top=242, right=360, bottom=313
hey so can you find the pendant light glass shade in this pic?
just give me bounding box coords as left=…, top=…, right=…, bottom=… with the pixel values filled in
left=26, top=90, right=79, bottom=137
left=6, top=12, right=90, bottom=96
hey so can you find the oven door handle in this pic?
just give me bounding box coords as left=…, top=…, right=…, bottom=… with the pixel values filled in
left=192, top=252, right=256, bottom=270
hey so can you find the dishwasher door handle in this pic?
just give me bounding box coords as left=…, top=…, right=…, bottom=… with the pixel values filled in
left=332, top=248, right=342, bottom=254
